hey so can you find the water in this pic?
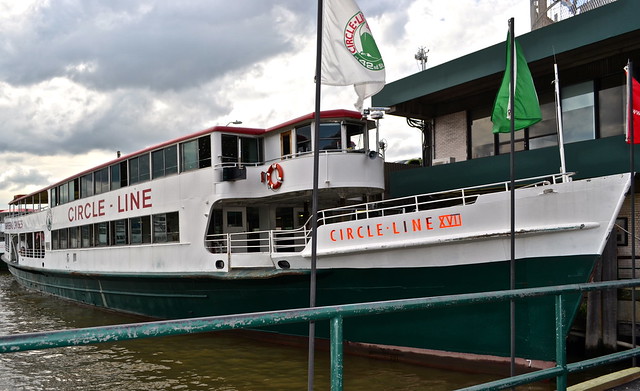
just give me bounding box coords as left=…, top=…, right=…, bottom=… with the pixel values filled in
left=0, top=272, right=554, bottom=390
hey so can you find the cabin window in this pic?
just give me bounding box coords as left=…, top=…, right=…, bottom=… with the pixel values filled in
left=152, top=145, right=178, bottom=179
left=319, top=123, right=341, bottom=150
left=51, top=230, right=59, bottom=250
left=59, top=228, right=68, bottom=249
left=281, top=131, right=292, bottom=157
left=130, top=216, right=152, bottom=244
left=69, top=227, right=80, bottom=248
left=346, top=123, right=366, bottom=150
left=129, top=153, right=150, bottom=185
left=111, top=219, right=128, bottom=245
left=562, top=81, right=595, bottom=143
left=181, top=136, right=211, bottom=172
left=50, top=188, right=57, bottom=207
left=110, top=162, right=127, bottom=190
left=94, top=167, right=109, bottom=195
left=241, top=137, right=261, bottom=163
left=221, top=135, right=238, bottom=163
left=60, top=182, right=69, bottom=204
left=153, top=212, right=179, bottom=243
left=296, top=125, right=311, bottom=153
left=81, top=173, right=94, bottom=198
left=470, top=114, right=495, bottom=158
left=81, top=225, right=92, bottom=248
left=94, top=222, right=109, bottom=246
left=70, top=179, right=79, bottom=202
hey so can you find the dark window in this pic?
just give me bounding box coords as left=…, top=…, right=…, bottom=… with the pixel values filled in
left=94, top=168, right=109, bottom=195
left=95, top=222, right=109, bottom=246
left=296, top=125, right=311, bottom=153
left=153, top=212, right=179, bottom=243
left=81, top=173, right=93, bottom=198
left=129, top=154, right=150, bottom=185
left=221, top=135, right=238, bottom=163
left=111, top=219, right=128, bottom=245
left=81, top=225, right=92, bottom=248
left=319, top=123, right=341, bottom=150
left=130, top=216, right=152, bottom=244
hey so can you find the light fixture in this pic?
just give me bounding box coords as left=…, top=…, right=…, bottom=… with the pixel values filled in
left=226, top=120, right=242, bottom=126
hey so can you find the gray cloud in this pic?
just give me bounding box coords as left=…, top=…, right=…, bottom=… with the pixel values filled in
left=0, top=168, right=50, bottom=192
left=1, top=0, right=313, bottom=92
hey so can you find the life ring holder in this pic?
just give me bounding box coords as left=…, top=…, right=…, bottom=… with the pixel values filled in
left=265, top=163, right=284, bottom=190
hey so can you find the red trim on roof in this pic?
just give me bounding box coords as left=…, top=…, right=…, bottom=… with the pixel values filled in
left=10, top=110, right=364, bottom=204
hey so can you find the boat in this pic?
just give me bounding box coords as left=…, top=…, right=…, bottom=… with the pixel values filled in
left=0, top=109, right=631, bottom=364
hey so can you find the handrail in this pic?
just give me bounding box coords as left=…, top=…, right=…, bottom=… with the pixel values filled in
left=0, top=278, right=638, bottom=391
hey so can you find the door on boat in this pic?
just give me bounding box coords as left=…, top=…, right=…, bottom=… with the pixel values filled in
left=223, top=207, right=247, bottom=253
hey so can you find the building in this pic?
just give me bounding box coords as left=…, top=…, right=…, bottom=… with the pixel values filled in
left=374, top=0, right=640, bottom=351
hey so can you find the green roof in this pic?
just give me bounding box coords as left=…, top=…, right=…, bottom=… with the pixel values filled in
left=373, top=0, right=640, bottom=110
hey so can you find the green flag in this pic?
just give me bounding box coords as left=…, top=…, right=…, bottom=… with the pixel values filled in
left=491, top=32, right=542, bottom=133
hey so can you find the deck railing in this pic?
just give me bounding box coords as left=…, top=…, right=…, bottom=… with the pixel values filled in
left=0, top=279, right=638, bottom=390
left=205, top=172, right=571, bottom=256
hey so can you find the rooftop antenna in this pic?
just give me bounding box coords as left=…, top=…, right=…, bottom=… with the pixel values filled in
left=415, top=46, right=429, bottom=71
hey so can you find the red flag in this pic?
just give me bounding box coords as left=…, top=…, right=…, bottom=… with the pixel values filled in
left=627, top=73, right=640, bottom=144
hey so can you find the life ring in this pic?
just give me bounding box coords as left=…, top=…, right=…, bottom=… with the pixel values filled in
left=265, top=163, right=284, bottom=190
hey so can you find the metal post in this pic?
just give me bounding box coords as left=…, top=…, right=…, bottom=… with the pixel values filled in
left=308, top=0, right=324, bottom=389
left=508, top=17, right=517, bottom=379
left=555, top=294, right=567, bottom=391
left=628, top=59, right=637, bottom=365
left=330, top=316, right=344, bottom=391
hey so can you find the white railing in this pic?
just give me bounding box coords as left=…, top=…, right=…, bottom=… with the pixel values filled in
left=205, top=172, right=571, bottom=256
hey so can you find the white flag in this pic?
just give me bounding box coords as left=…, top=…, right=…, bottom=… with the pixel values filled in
left=321, top=0, right=385, bottom=111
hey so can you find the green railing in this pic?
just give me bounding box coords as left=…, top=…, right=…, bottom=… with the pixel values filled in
left=1, top=279, right=639, bottom=391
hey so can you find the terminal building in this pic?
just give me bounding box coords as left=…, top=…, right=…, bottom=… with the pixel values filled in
left=374, top=0, right=640, bottom=352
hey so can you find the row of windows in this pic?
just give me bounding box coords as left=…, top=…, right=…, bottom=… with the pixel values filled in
left=52, top=136, right=211, bottom=207
left=469, top=79, right=625, bottom=159
left=51, top=212, right=179, bottom=250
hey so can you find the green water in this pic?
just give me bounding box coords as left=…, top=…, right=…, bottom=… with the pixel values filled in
left=0, top=272, right=555, bottom=390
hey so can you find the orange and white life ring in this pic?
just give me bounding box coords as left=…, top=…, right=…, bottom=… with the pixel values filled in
left=265, top=163, right=284, bottom=190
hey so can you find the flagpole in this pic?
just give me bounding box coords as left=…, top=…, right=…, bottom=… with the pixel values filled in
left=508, top=17, right=517, bottom=379
left=627, top=59, right=637, bottom=365
left=553, top=62, right=568, bottom=182
left=308, top=0, right=323, bottom=389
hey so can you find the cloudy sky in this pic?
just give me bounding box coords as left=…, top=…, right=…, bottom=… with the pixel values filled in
left=0, top=0, right=531, bottom=209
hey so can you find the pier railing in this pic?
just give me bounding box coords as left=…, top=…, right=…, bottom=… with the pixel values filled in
left=0, top=278, right=639, bottom=390
left=204, top=172, right=572, bottom=256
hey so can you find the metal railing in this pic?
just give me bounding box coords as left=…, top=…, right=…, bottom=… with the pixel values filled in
left=0, top=279, right=639, bottom=390
left=205, top=172, right=572, bottom=256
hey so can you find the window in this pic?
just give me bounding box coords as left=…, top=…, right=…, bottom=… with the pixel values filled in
left=129, top=154, right=150, bottom=185
left=94, top=168, right=109, bottom=195
left=346, top=123, right=366, bottom=150
left=296, top=125, right=311, bottom=153
left=528, top=102, right=558, bottom=150
left=81, top=225, right=92, bottom=248
left=111, top=162, right=127, bottom=190
left=81, top=173, right=93, bottom=198
left=470, top=116, right=495, bottom=158
left=221, top=135, right=238, bottom=163
left=180, top=136, right=211, bottom=172
left=59, top=228, right=68, bottom=249
left=111, top=219, right=128, bottom=245
left=599, top=84, right=625, bottom=138
left=130, top=216, right=151, bottom=244
left=152, top=145, right=178, bottom=179
left=153, top=212, right=179, bottom=243
left=181, top=140, right=198, bottom=171
left=240, top=137, right=261, bottom=163
left=319, top=123, right=341, bottom=150
left=52, top=230, right=59, bottom=250
left=562, top=81, right=595, bottom=143
left=60, top=182, right=69, bottom=204
left=94, top=222, right=109, bottom=246
left=69, top=227, right=80, bottom=248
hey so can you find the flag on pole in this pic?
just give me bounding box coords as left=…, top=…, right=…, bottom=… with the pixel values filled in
left=321, top=0, right=385, bottom=111
left=626, top=67, right=640, bottom=144
left=491, top=32, right=541, bottom=133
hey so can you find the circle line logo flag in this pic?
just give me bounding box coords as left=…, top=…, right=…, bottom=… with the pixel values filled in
left=321, top=0, right=386, bottom=111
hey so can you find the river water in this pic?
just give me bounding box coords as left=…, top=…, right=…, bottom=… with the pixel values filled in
left=0, top=271, right=555, bottom=390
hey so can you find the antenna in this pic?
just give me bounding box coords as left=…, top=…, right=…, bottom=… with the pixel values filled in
left=415, top=47, right=429, bottom=71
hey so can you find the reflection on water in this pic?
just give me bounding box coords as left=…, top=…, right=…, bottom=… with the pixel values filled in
left=0, top=272, right=553, bottom=390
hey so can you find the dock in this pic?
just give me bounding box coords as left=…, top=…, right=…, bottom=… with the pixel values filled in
left=568, top=368, right=640, bottom=391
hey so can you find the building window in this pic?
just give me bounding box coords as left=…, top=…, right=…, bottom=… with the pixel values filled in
left=599, top=84, right=625, bottom=138
left=470, top=116, right=495, bottom=158
left=81, top=173, right=93, bottom=198
left=111, top=162, right=127, bottom=190
left=562, top=81, right=595, bottom=143
left=81, top=225, right=92, bottom=248
left=180, top=136, right=211, bottom=172
left=111, top=219, right=128, bottom=245
left=528, top=102, right=558, bottom=150
left=95, top=222, right=109, bottom=246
